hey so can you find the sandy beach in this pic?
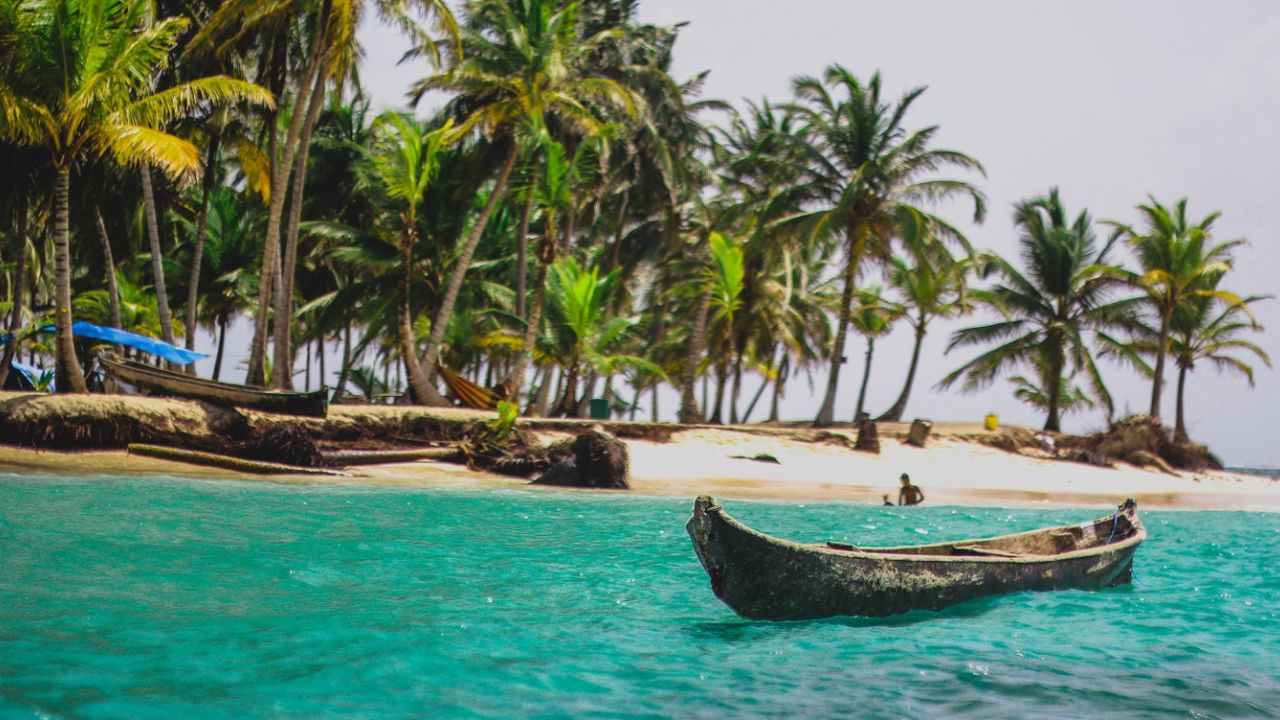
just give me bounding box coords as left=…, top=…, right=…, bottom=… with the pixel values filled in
left=4, top=419, right=1276, bottom=510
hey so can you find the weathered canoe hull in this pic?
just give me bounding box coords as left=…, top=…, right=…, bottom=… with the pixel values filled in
left=686, top=496, right=1144, bottom=620
left=101, top=354, right=328, bottom=417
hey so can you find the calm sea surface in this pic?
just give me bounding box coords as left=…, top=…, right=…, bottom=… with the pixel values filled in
left=1, top=475, right=1278, bottom=719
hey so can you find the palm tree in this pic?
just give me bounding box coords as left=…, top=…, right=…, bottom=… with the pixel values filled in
left=194, top=0, right=458, bottom=388
left=876, top=246, right=972, bottom=422
left=357, top=112, right=454, bottom=404
left=411, top=0, right=637, bottom=403
left=0, top=0, right=272, bottom=392
left=1106, top=272, right=1271, bottom=442
left=540, top=257, right=659, bottom=417
left=1111, top=197, right=1245, bottom=422
left=703, top=231, right=744, bottom=423
left=172, top=186, right=261, bottom=380
left=782, top=67, right=986, bottom=426
left=941, top=189, right=1139, bottom=432
left=848, top=285, right=903, bottom=421
left=1166, top=282, right=1270, bottom=442
left=1008, top=356, right=1095, bottom=417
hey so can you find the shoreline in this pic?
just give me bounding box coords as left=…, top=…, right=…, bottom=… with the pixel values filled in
left=4, top=428, right=1276, bottom=511
left=3, top=390, right=1275, bottom=511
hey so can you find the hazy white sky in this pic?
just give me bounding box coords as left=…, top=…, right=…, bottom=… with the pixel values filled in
left=225, top=1, right=1280, bottom=465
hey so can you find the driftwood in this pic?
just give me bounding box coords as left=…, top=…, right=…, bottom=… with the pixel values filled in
left=128, top=443, right=346, bottom=476
left=321, top=447, right=462, bottom=466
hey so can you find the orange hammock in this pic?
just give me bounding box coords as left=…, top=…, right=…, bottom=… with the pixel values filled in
left=439, top=366, right=502, bottom=410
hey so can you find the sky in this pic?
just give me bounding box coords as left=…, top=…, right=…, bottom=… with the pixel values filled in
left=211, top=0, right=1280, bottom=467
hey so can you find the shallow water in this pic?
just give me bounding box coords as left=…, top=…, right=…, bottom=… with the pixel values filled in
left=1, top=475, right=1277, bottom=719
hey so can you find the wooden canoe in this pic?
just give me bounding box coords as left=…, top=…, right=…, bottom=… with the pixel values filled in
left=101, top=353, right=328, bottom=417
left=686, top=495, right=1145, bottom=620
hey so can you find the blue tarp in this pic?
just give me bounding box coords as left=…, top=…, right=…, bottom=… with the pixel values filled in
left=39, top=321, right=208, bottom=365
left=7, top=360, right=52, bottom=392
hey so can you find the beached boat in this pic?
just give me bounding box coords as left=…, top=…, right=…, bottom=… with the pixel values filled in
left=686, top=495, right=1145, bottom=620
left=100, top=353, right=328, bottom=417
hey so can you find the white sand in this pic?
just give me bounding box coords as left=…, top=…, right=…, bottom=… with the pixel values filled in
left=2, top=426, right=1276, bottom=510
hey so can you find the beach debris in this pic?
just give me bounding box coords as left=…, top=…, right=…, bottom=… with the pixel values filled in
left=906, top=419, right=933, bottom=447
left=855, top=420, right=880, bottom=454
left=320, top=447, right=462, bottom=466
left=730, top=452, right=781, bottom=464
left=240, top=424, right=324, bottom=468
left=1124, top=449, right=1179, bottom=476
left=531, top=427, right=629, bottom=489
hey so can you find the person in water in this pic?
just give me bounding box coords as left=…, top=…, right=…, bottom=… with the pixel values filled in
left=898, top=473, right=924, bottom=506
left=881, top=494, right=894, bottom=507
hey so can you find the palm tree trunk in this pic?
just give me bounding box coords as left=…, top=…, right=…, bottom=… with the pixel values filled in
left=1044, top=346, right=1065, bottom=432
left=769, top=354, right=789, bottom=422
left=575, top=372, right=597, bottom=417
left=877, top=320, right=926, bottom=422
left=740, top=371, right=771, bottom=424
left=534, top=365, right=556, bottom=416
left=629, top=384, right=642, bottom=421
left=1150, top=311, right=1171, bottom=421
left=854, top=338, right=875, bottom=421
left=332, top=323, right=353, bottom=403
left=816, top=225, right=865, bottom=427
left=729, top=354, right=743, bottom=424
left=0, top=196, right=28, bottom=390
left=607, top=190, right=629, bottom=272
left=419, top=142, right=520, bottom=402
left=709, top=361, right=728, bottom=424
left=399, top=232, right=436, bottom=403
left=515, top=167, right=537, bottom=321
left=52, top=165, right=87, bottom=393
left=94, top=209, right=122, bottom=330
left=271, top=66, right=329, bottom=390
left=512, top=260, right=550, bottom=409
left=246, top=29, right=328, bottom=387
left=140, top=167, right=176, bottom=347
left=650, top=383, right=659, bottom=423
left=1174, top=362, right=1190, bottom=442
left=677, top=288, right=713, bottom=423
left=185, top=134, right=221, bottom=358
left=212, top=317, right=227, bottom=381
left=304, top=340, right=312, bottom=391
left=318, top=336, right=326, bottom=390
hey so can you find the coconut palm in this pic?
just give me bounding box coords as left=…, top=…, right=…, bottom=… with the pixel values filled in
left=1008, top=357, right=1094, bottom=417
left=780, top=67, right=986, bottom=427
left=876, top=246, right=972, bottom=422
left=357, top=111, right=454, bottom=404
left=410, top=0, right=637, bottom=403
left=540, top=257, right=659, bottom=417
left=940, top=189, right=1139, bottom=432
left=1106, top=272, right=1271, bottom=442
left=172, top=186, right=261, bottom=380
left=0, top=0, right=271, bottom=392
left=1110, top=197, right=1246, bottom=422
left=702, top=232, right=744, bottom=423
left=848, top=285, right=904, bottom=421
left=193, top=0, right=458, bottom=388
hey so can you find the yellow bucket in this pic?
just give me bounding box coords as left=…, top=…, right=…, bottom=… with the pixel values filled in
left=984, top=413, right=999, bottom=431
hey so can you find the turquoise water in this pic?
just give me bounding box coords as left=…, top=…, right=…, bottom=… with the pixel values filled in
left=1, top=476, right=1278, bottom=719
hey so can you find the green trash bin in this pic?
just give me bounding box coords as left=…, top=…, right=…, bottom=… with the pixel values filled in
left=588, top=398, right=610, bottom=420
